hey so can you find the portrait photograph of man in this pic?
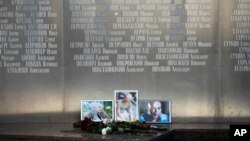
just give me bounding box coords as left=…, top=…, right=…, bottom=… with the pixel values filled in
left=81, top=100, right=113, bottom=122
left=139, top=100, right=171, bottom=123
left=115, top=90, right=138, bottom=122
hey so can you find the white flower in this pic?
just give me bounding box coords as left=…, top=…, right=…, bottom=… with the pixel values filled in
left=102, top=128, right=107, bottom=135
left=106, top=127, right=112, bottom=131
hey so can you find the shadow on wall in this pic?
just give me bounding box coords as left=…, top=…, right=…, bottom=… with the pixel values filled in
left=0, top=112, right=76, bottom=123
left=173, top=117, right=250, bottom=123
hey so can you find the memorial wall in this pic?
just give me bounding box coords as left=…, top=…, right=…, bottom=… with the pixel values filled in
left=220, top=0, right=250, bottom=121
left=0, top=0, right=249, bottom=122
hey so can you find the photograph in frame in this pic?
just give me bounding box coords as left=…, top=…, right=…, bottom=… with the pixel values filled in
left=139, top=100, right=171, bottom=123
left=81, top=100, right=113, bottom=122
left=114, top=90, right=138, bottom=121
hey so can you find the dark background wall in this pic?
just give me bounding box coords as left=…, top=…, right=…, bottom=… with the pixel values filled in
left=0, top=0, right=249, bottom=123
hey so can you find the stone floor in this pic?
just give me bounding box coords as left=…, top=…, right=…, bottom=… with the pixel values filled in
left=0, top=123, right=230, bottom=141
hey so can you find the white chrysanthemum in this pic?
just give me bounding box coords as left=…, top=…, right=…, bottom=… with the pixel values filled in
left=102, top=128, right=107, bottom=135
left=106, top=127, right=112, bottom=131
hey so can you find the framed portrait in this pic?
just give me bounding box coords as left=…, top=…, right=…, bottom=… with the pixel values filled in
left=114, top=90, right=139, bottom=121
left=81, top=100, right=113, bottom=122
left=139, top=100, right=171, bottom=123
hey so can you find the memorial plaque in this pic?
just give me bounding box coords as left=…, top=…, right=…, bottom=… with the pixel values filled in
left=220, top=0, right=250, bottom=121
left=0, top=0, right=62, bottom=74
left=0, top=0, right=249, bottom=123
left=64, top=0, right=219, bottom=121
left=0, top=0, right=63, bottom=122
left=64, top=0, right=216, bottom=73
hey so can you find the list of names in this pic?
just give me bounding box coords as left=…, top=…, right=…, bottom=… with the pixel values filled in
left=0, top=0, right=61, bottom=74
left=67, top=0, right=213, bottom=73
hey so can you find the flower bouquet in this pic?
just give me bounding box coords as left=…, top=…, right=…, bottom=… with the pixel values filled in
left=73, top=118, right=169, bottom=136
